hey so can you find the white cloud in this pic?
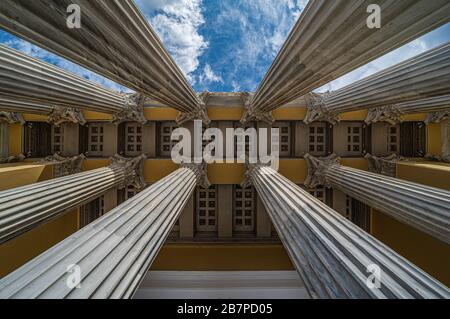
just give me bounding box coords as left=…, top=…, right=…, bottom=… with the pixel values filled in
left=231, top=81, right=241, bottom=92
left=199, top=64, right=223, bottom=85
left=136, top=0, right=208, bottom=82
left=214, top=0, right=309, bottom=91
left=5, top=38, right=132, bottom=93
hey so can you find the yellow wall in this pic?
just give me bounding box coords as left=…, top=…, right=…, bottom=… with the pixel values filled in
left=22, top=114, right=48, bottom=122
left=370, top=160, right=450, bottom=286
left=396, top=161, right=450, bottom=191
left=371, top=211, right=450, bottom=287
left=0, top=209, right=79, bottom=277
left=79, top=158, right=370, bottom=185
left=427, top=123, right=442, bottom=156
left=339, top=110, right=368, bottom=121
left=151, top=244, right=294, bottom=271
left=208, top=107, right=243, bottom=121
left=0, top=163, right=53, bottom=191
left=8, top=124, right=22, bottom=156
left=0, top=162, right=79, bottom=277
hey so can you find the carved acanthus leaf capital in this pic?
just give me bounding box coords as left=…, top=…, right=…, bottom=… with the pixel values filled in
left=304, top=92, right=338, bottom=124
left=240, top=162, right=271, bottom=188
left=304, top=153, right=340, bottom=188
left=176, top=92, right=211, bottom=126
left=0, top=154, right=26, bottom=164
left=181, top=163, right=211, bottom=189
left=109, top=154, right=147, bottom=190
left=424, top=153, right=450, bottom=164
left=113, top=93, right=147, bottom=125
left=365, top=105, right=404, bottom=125
left=47, top=106, right=86, bottom=126
left=43, top=153, right=86, bottom=177
left=425, top=111, right=450, bottom=124
left=0, top=112, right=25, bottom=125
left=364, top=153, right=404, bottom=177
left=240, top=92, right=274, bottom=125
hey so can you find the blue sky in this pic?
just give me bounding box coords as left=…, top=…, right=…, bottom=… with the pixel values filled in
left=0, top=0, right=449, bottom=94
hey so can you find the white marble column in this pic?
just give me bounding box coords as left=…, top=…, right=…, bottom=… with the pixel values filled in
left=245, top=164, right=449, bottom=298
left=0, top=164, right=209, bottom=299
left=304, top=154, right=450, bottom=244
left=243, top=0, right=450, bottom=122
left=305, top=43, right=450, bottom=123
left=0, top=0, right=208, bottom=123
left=366, top=95, right=450, bottom=125
left=0, top=96, right=86, bottom=125
left=0, top=154, right=146, bottom=244
left=0, top=45, right=146, bottom=124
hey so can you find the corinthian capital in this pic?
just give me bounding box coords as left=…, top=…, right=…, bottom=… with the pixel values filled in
left=365, top=153, right=404, bottom=177
left=240, top=92, right=274, bottom=125
left=181, top=162, right=211, bottom=189
left=304, top=153, right=340, bottom=188
left=425, top=110, right=450, bottom=124
left=0, top=154, right=26, bottom=164
left=43, top=153, right=86, bottom=177
left=47, top=106, right=86, bottom=126
left=112, top=93, right=147, bottom=125
left=304, top=92, right=338, bottom=124
left=240, top=162, right=270, bottom=189
left=0, top=111, right=25, bottom=125
left=109, top=154, right=147, bottom=190
left=365, top=105, right=404, bottom=125
left=176, top=92, right=211, bottom=126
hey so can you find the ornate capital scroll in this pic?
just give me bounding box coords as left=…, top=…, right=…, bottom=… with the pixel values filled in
left=304, top=153, right=340, bottom=188
left=47, top=106, right=86, bottom=126
left=112, top=93, right=147, bottom=125
left=0, top=111, right=25, bottom=125
left=425, top=110, right=450, bottom=124
left=240, top=92, right=274, bottom=125
left=109, top=154, right=147, bottom=190
left=365, top=105, right=404, bottom=125
left=365, top=153, right=404, bottom=177
left=0, top=154, right=25, bottom=164
left=42, top=153, right=86, bottom=177
left=181, top=162, right=211, bottom=189
left=304, top=92, right=338, bottom=124
left=176, top=91, right=211, bottom=126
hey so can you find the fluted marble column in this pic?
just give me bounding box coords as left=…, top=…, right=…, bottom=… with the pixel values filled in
left=304, top=154, right=450, bottom=244
left=0, top=96, right=86, bottom=125
left=244, top=165, right=449, bottom=298
left=305, top=43, right=450, bottom=123
left=0, top=154, right=146, bottom=244
left=0, top=45, right=146, bottom=124
left=0, top=164, right=209, bottom=299
left=0, top=0, right=208, bottom=124
left=366, top=95, right=450, bottom=125
left=244, top=0, right=450, bottom=122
